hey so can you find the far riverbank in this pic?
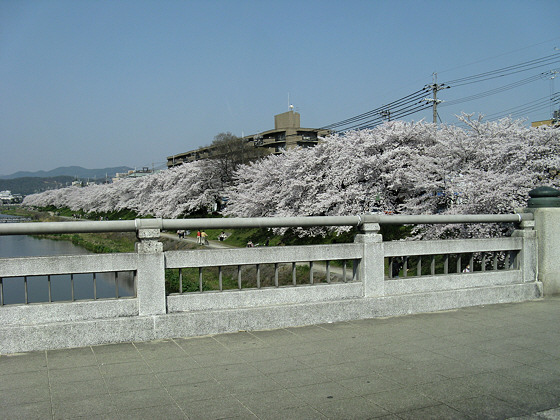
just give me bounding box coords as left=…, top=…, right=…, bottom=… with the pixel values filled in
left=0, top=206, right=137, bottom=254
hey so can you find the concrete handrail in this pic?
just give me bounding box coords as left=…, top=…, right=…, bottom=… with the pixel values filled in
left=362, top=213, right=532, bottom=225
left=0, top=213, right=533, bottom=236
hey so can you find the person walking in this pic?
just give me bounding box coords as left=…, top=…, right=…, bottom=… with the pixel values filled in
left=196, top=230, right=201, bottom=245
left=201, top=230, right=208, bottom=245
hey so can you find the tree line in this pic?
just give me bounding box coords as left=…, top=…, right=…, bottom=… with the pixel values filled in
left=24, top=115, right=560, bottom=238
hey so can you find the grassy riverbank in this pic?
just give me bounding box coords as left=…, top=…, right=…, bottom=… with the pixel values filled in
left=3, top=205, right=416, bottom=294
left=0, top=206, right=136, bottom=253
left=2, top=205, right=413, bottom=253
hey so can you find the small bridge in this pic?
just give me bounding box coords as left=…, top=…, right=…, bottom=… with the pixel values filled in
left=1, top=207, right=559, bottom=355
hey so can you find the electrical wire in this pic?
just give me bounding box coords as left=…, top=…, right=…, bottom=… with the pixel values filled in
left=336, top=102, right=432, bottom=132
left=440, top=70, right=557, bottom=107
left=436, top=36, right=560, bottom=75
left=486, top=95, right=560, bottom=121
left=444, top=53, right=560, bottom=87
left=320, top=88, right=429, bottom=130
left=484, top=95, right=553, bottom=119
left=451, top=95, right=559, bottom=129
left=320, top=53, right=560, bottom=133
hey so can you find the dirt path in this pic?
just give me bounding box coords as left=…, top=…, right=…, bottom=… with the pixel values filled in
left=160, top=231, right=235, bottom=250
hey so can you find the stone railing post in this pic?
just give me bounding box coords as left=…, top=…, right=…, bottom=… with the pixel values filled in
left=354, top=217, right=385, bottom=297
left=135, top=218, right=167, bottom=316
left=511, top=219, right=538, bottom=285
left=525, top=186, right=560, bottom=295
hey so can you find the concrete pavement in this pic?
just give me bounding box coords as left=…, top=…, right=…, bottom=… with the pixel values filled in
left=1, top=297, right=559, bottom=419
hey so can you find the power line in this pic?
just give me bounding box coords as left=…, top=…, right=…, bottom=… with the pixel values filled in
left=485, top=95, right=552, bottom=118
left=444, top=52, right=560, bottom=86
left=337, top=102, right=432, bottom=132
left=423, top=73, right=450, bottom=123
left=440, top=70, right=556, bottom=107
left=335, top=102, right=428, bottom=131
left=436, top=36, right=560, bottom=76
left=320, top=88, right=429, bottom=130
left=485, top=94, right=560, bottom=121
left=320, top=52, right=560, bottom=133
left=321, top=89, right=428, bottom=130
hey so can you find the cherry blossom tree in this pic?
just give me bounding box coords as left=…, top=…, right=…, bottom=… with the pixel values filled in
left=23, top=159, right=224, bottom=218
left=225, top=116, right=559, bottom=237
left=24, top=115, right=559, bottom=239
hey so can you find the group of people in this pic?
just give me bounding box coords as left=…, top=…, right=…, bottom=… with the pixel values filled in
left=196, top=230, right=208, bottom=245
left=176, top=229, right=190, bottom=239
left=175, top=229, right=209, bottom=245
left=246, top=238, right=269, bottom=247
left=174, top=229, right=230, bottom=246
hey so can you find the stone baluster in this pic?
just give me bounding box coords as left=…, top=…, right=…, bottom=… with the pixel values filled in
left=135, top=219, right=166, bottom=316
left=354, top=217, right=385, bottom=297
left=526, top=186, right=560, bottom=295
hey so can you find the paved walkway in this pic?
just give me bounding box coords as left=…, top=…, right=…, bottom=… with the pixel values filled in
left=161, top=231, right=236, bottom=249
left=1, top=298, right=559, bottom=420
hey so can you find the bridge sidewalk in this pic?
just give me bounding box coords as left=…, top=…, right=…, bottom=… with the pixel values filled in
left=1, top=298, right=559, bottom=419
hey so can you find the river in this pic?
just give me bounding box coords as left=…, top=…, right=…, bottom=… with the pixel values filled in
left=0, top=213, right=134, bottom=305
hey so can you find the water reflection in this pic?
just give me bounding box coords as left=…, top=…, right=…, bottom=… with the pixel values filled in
left=1, top=271, right=136, bottom=305
left=0, top=216, right=135, bottom=304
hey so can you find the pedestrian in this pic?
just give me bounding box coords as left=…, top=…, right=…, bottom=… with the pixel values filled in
left=391, top=257, right=404, bottom=278
left=196, top=230, right=201, bottom=245
left=462, top=264, right=470, bottom=273
left=201, top=230, right=208, bottom=245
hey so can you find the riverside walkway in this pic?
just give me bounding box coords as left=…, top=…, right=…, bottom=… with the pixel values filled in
left=1, top=297, right=559, bottom=420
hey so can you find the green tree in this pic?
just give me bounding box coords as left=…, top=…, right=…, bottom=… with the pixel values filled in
left=210, top=132, right=266, bottom=188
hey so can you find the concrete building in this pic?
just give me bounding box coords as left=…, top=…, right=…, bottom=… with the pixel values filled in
left=112, top=167, right=155, bottom=182
left=0, top=190, right=22, bottom=204
left=167, top=110, right=330, bottom=168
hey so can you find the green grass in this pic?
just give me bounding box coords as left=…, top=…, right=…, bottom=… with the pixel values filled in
left=165, top=260, right=356, bottom=295
left=386, top=252, right=507, bottom=278
left=40, top=206, right=140, bottom=221
left=15, top=206, right=421, bottom=290
left=34, top=232, right=136, bottom=254
left=186, top=224, right=413, bottom=248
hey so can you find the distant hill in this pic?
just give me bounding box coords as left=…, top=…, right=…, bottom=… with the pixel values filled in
left=0, top=166, right=134, bottom=195
left=0, top=176, right=75, bottom=195
left=0, top=166, right=133, bottom=180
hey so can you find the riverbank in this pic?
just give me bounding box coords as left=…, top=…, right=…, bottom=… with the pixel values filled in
left=0, top=206, right=213, bottom=255
left=0, top=206, right=137, bottom=254
left=1, top=207, right=371, bottom=293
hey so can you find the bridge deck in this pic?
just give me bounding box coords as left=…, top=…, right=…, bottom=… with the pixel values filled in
left=1, top=297, right=559, bottom=419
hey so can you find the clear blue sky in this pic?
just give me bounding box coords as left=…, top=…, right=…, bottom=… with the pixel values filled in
left=1, top=0, right=559, bottom=175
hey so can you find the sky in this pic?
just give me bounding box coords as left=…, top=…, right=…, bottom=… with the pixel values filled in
left=1, top=0, right=559, bottom=175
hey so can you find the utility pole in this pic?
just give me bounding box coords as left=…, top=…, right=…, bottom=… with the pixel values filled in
left=548, top=70, right=558, bottom=118
left=424, top=73, right=450, bottom=124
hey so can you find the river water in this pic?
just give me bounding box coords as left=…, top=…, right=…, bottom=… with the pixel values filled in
left=0, top=213, right=134, bottom=305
